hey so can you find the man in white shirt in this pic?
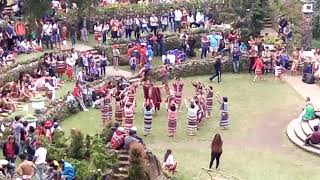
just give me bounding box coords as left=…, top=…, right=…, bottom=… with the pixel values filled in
left=150, top=14, right=158, bottom=36
left=174, top=8, right=182, bottom=33
left=42, top=21, right=53, bottom=49
left=33, top=142, right=47, bottom=180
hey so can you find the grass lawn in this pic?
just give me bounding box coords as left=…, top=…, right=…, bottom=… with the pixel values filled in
left=61, top=74, right=320, bottom=180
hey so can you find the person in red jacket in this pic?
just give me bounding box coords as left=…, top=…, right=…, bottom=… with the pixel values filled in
left=252, top=55, right=266, bottom=82
left=2, top=135, right=19, bottom=163
left=111, top=127, right=126, bottom=150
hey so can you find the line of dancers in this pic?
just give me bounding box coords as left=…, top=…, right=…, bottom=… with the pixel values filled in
left=99, top=77, right=230, bottom=138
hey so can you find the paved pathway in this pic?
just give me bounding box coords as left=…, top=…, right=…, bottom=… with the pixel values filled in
left=284, top=76, right=320, bottom=108
left=104, top=67, right=133, bottom=78
left=260, top=27, right=278, bottom=36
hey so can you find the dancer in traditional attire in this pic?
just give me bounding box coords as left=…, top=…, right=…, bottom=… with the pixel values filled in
left=124, top=100, right=135, bottom=132
left=149, top=82, right=162, bottom=114
left=215, top=93, right=229, bottom=129
left=172, top=77, right=184, bottom=109
left=101, top=92, right=113, bottom=127
left=143, top=99, right=154, bottom=136
left=114, top=96, right=124, bottom=124
left=206, top=86, right=214, bottom=117
left=185, top=99, right=198, bottom=136
left=167, top=100, right=177, bottom=137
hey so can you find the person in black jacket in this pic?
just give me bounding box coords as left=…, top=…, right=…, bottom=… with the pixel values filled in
left=209, top=56, right=222, bottom=83
left=2, top=135, right=19, bottom=163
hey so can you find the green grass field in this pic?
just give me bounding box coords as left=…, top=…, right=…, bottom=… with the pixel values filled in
left=61, top=74, right=320, bottom=180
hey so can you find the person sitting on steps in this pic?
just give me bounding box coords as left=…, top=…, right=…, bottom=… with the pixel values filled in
left=305, top=126, right=320, bottom=146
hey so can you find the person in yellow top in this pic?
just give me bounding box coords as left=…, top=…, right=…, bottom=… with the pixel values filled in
left=46, top=159, right=61, bottom=179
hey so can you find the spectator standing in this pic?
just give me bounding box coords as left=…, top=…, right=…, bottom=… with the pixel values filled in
left=168, top=8, right=175, bottom=31
left=201, top=34, right=209, bottom=59
left=209, top=134, right=223, bottom=169
left=17, top=154, right=36, bottom=180
left=52, top=20, right=61, bottom=49
left=141, top=15, right=149, bottom=34
left=232, top=46, right=241, bottom=73
left=69, top=25, right=77, bottom=46
left=42, top=21, right=53, bottom=50
left=5, top=21, right=15, bottom=51
left=15, top=18, right=26, bottom=42
left=133, top=15, right=141, bottom=39
left=80, top=17, right=89, bottom=43
left=12, top=116, right=23, bottom=144
left=2, top=135, right=19, bottom=163
left=150, top=13, right=159, bottom=36
left=124, top=15, right=133, bottom=39
left=174, top=8, right=182, bottom=33
left=161, top=11, right=169, bottom=32
left=33, top=141, right=47, bottom=180
left=156, top=31, right=164, bottom=56
left=73, top=82, right=89, bottom=111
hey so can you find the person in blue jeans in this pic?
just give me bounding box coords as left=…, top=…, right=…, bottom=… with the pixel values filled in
left=58, top=160, right=76, bottom=180
left=232, top=47, right=241, bottom=73
left=209, top=56, right=222, bottom=83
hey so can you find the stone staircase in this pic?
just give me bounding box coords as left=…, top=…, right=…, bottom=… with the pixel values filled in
left=112, top=150, right=130, bottom=180
left=286, top=118, right=320, bottom=155
left=263, top=16, right=273, bottom=29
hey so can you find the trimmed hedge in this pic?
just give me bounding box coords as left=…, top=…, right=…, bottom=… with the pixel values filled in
left=94, top=28, right=225, bottom=65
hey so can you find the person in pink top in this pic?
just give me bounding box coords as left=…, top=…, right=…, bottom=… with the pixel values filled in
left=167, top=101, right=177, bottom=137
left=252, top=55, right=265, bottom=82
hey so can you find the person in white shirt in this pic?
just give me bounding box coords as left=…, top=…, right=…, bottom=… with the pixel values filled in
left=45, top=79, right=56, bottom=103
left=141, top=15, right=149, bottom=34
left=196, top=11, right=205, bottom=28
left=187, top=12, right=195, bottom=28
left=174, top=8, right=182, bottom=33
left=66, top=53, right=76, bottom=81
left=149, top=14, right=158, bottom=36
left=71, top=49, right=79, bottom=76
left=20, top=39, right=32, bottom=53
left=94, top=21, right=103, bottom=45
left=33, top=142, right=47, bottom=180
left=163, top=149, right=176, bottom=172
left=42, top=21, right=53, bottom=49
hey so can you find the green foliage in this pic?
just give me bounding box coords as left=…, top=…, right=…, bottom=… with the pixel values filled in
left=263, top=35, right=283, bottom=45
left=23, top=0, right=51, bottom=29
left=231, top=0, right=270, bottom=34
left=313, top=0, right=320, bottom=38
left=42, top=132, right=68, bottom=160
left=91, top=134, right=117, bottom=172
left=129, top=143, right=147, bottom=180
left=69, top=129, right=86, bottom=159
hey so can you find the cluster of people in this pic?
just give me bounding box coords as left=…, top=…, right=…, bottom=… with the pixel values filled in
left=90, top=7, right=216, bottom=43
left=1, top=116, right=72, bottom=179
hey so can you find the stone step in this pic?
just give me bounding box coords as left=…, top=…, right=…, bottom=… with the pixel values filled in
left=115, top=150, right=129, bottom=155
left=119, top=160, right=130, bottom=167
left=264, top=21, right=273, bottom=24
left=263, top=17, right=272, bottom=21
left=118, top=167, right=129, bottom=174
left=264, top=24, right=273, bottom=28
left=308, top=119, right=319, bottom=131
left=112, top=173, right=129, bottom=180
left=292, top=119, right=320, bottom=150
left=287, top=120, right=320, bottom=155
left=301, top=121, right=313, bottom=136
left=118, top=154, right=130, bottom=161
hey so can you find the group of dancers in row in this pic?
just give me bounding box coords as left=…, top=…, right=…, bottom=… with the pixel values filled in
left=98, top=76, right=230, bottom=137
